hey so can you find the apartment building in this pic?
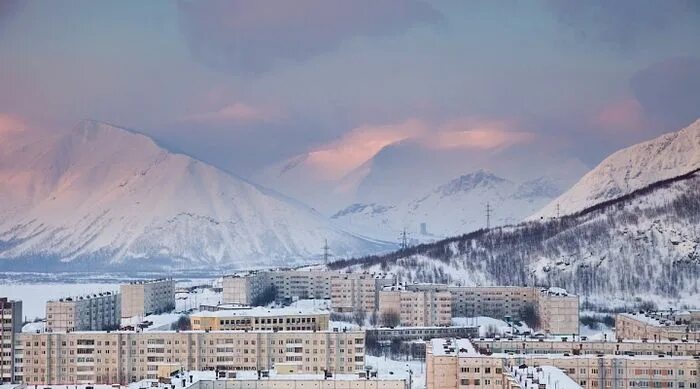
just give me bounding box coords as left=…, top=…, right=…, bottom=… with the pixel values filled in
left=378, top=284, right=452, bottom=327
left=14, top=329, right=366, bottom=385
left=427, top=338, right=700, bottom=389
left=330, top=273, right=395, bottom=314
left=474, top=338, right=700, bottom=357
left=0, top=298, right=22, bottom=384
left=222, top=270, right=395, bottom=313
left=186, top=372, right=406, bottom=389
left=537, top=287, right=579, bottom=336
left=120, top=278, right=175, bottom=318
left=616, top=311, right=700, bottom=341
left=190, top=307, right=330, bottom=331
left=46, top=292, right=120, bottom=332
left=405, top=284, right=580, bottom=335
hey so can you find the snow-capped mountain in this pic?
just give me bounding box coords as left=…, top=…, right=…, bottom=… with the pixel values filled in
left=533, top=119, right=700, bottom=219
left=331, top=170, right=574, bottom=241
left=330, top=170, right=700, bottom=308
left=0, top=120, right=390, bottom=270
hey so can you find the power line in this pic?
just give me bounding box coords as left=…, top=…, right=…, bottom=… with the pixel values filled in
left=556, top=203, right=560, bottom=219
left=399, top=228, right=409, bottom=250
left=322, top=239, right=331, bottom=265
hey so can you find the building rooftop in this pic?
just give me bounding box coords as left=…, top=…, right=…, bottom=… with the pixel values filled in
left=508, top=365, right=582, bottom=389
left=125, top=278, right=173, bottom=285
left=25, top=328, right=363, bottom=335
left=619, top=310, right=697, bottom=328
left=49, top=291, right=118, bottom=302
left=539, top=287, right=571, bottom=297
left=190, top=306, right=329, bottom=318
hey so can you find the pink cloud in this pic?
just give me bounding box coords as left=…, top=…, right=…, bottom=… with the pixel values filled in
left=593, top=97, right=648, bottom=133
left=422, top=118, right=534, bottom=150
left=0, top=113, right=27, bottom=137
left=303, top=119, right=426, bottom=180
left=182, top=103, right=278, bottom=124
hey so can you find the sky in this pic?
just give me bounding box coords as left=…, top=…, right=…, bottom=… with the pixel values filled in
left=1, top=0, right=699, bottom=178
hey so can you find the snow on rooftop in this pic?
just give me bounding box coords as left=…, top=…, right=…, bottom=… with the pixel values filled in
left=190, top=305, right=329, bottom=318
left=509, top=365, right=581, bottom=389
left=430, top=338, right=477, bottom=356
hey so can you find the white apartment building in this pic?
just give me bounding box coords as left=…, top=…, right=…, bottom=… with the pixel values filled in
left=222, top=270, right=395, bottom=313
left=185, top=371, right=407, bottom=389
left=404, top=284, right=580, bottom=335
left=46, top=291, right=120, bottom=332
left=14, top=329, right=367, bottom=385
left=0, top=298, right=22, bottom=384
left=427, top=338, right=700, bottom=389
left=190, top=307, right=330, bottom=331
left=378, top=284, right=452, bottom=327
left=120, top=278, right=175, bottom=318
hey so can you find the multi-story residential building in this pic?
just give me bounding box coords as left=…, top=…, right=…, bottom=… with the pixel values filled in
left=616, top=310, right=700, bottom=341
left=14, top=329, right=366, bottom=385
left=404, top=284, right=580, bottom=335
left=222, top=270, right=395, bottom=313
left=378, top=284, right=452, bottom=327
left=189, top=307, right=330, bottom=331
left=427, top=338, right=700, bottom=389
left=184, top=370, right=407, bottom=389
left=330, top=272, right=395, bottom=314
left=536, top=287, right=579, bottom=336
left=0, top=298, right=22, bottom=384
left=46, top=292, right=120, bottom=332
left=120, top=278, right=175, bottom=318
left=474, top=337, right=700, bottom=357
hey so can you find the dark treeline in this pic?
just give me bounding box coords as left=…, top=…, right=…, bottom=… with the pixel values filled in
left=329, top=172, right=700, bottom=300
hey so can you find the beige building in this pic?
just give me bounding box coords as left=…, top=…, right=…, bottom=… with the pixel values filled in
left=427, top=338, right=700, bottom=389
left=378, top=285, right=452, bottom=327
left=405, top=284, right=580, bottom=335
left=14, top=329, right=366, bottom=385
left=120, top=278, right=175, bottom=318
left=222, top=270, right=394, bottom=313
left=186, top=373, right=406, bottom=389
left=1, top=298, right=22, bottom=384
left=46, top=292, right=120, bottom=332
left=190, top=307, right=330, bottom=331
left=474, top=337, right=700, bottom=357
left=536, top=288, right=579, bottom=336
left=616, top=311, right=700, bottom=341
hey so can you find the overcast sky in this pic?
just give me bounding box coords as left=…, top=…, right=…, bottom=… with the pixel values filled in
left=1, top=0, right=699, bottom=177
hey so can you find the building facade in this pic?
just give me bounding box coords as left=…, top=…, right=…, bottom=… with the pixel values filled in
left=0, top=298, right=22, bottom=383
left=378, top=285, right=452, bottom=327
left=14, top=329, right=366, bottom=385
left=616, top=311, right=700, bottom=341
left=405, top=284, right=580, bottom=335
left=190, top=307, right=330, bottom=331
left=120, top=279, right=175, bottom=318
left=222, top=270, right=394, bottom=314
left=426, top=338, right=700, bottom=389
left=46, top=292, right=120, bottom=332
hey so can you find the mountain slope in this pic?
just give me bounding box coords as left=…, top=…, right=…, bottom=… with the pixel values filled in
left=0, top=120, right=389, bottom=270
left=533, top=119, right=700, bottom=219
left=331, top=170, right=573, bottom=241
left=329, top=171, right=700, bottom=307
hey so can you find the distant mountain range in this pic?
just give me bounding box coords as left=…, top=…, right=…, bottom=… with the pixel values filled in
left=0, top=120, right=390, bottom=270
left=328, top=119, right=700, bottom=308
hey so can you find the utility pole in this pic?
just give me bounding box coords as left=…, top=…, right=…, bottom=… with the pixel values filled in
left=486, top=202, right=492, bottom=229
left=322, top=239, right=330, bottom=265
left=399, top=228, right=408, bottom=250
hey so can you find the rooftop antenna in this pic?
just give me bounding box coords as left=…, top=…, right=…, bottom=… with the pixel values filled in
left=322, top=239, right=331, bottom=265
left=486, top=202, right=492, bottom=229
left=399, top=228, right=409, bottom=250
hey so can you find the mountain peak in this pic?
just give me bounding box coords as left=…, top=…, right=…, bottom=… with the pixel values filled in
left=533, top=118, right=700, bottom=219
left=437, top=170, right=509, bottom=196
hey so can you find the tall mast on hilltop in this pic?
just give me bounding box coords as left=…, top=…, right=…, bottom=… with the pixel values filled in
left=486, top=202, right=492, bottom=229
left=399, top=228, right=409, bottom=250
left=322, top=239, right=330, bottom=265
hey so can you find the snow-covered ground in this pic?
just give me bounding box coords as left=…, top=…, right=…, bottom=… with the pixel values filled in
left=366, top=355, right=425, bottom=389
left=452, top=316, right=531, bottom=336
